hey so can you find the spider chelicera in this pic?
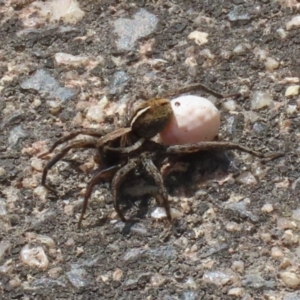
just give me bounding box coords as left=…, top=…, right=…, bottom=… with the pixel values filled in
left=39, top=84, right=283, bottom=228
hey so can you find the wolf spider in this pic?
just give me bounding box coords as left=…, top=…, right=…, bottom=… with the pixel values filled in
left=40, top=83, right=283, bottom=228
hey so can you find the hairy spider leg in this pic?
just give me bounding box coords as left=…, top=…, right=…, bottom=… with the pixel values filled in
left=38, top=128, right=110, bottom=158
left=41, top=138, right=99, bottom=192
left=111, top=158, right=139, bottom=222
left=78, top=164, right=122, bottom=229
left=166, top=141, right=284, bottom=160
left=141, top=153, right=172, bottom=222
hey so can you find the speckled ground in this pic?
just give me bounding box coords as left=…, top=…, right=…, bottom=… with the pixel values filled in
left=0, top=1, right=300, bottom=299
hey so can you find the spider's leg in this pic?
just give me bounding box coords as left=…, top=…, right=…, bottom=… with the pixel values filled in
left=78, top=164, right=121, bottom=229
left=41, top=138, right=98, bottom=192
left=111, top=158, right=138, bottom=222
left=166, top=141, right=284, bottom=160
left=104, top=138, right=145, bottom=153
left=141, top=154, right=172, bottom=222
left=39, top=128, right=110, bottom=157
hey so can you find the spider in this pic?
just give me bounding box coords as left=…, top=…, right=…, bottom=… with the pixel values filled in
left=39, top=83, right=283, bottom=228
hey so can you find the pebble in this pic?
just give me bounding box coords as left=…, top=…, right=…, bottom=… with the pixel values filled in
left=86, top=96, right=109, bottom=123
left=31, top=157, right=44, bottom=171
left=280, top=271, right=300, bottom=289
left=188, top=31, right=208, bottom=46
left=0, top=167, right=6, bottom=177
left=54, top=53, right=91, bottom=68
left=228, top=287, right=244, bottom=297
left=109, top=71, right=130, bottom=95
left=150, top=273, right=166, bottom=287
left=112, top=268, right=123, bottom=281
left=22, top=0, right=84, bottom=27
left=231, top=261, right=245, bottom=274
left=20, top=245, right=49, bottom=270
left=265, top=57, right=279, bottom=72
left=261, top=203, right=274, bottom=213
left=285, top=85, right=300, bottom=97
left=233, top=43, right=250, bottom=55
left=225, top=221, right=242, bottom=232
left=242, top=273, right=275, bottom=289
left=277, top=218, right=297, bottom=230
left=286, top=15, right=300, bottom=30
left=0, top=241, right=11, bottom=261
left=66, top=267, right=88, bottom=288
left=33, top=186, right=48, bottom=202
left=225, top=198, right=259, bottom=223
left=271, top=247, right=284, bottom=259
left=8, top=125, right=29, bottom=148
left=20, top=69, right=75, bottom=102
left=235, top=172, right=257, bottom=186
left=202, top=270, right=238, bottom=286
left=277, top=28, right=287, bottom=39
left=151, top=207, right=183, bottom=219
left=48, top=267, right=63, bottom=279
left=251, top=91, right=273, bottom=110
left=222, top=99, right=237, bottom=112
left=114, top=9, right=158, bottom=51
left=159, top=95, right=220, bottom=145
left=0, top=198, right=7, bottom=216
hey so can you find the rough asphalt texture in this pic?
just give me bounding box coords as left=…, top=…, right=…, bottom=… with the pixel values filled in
left=0, top=1, right=300, bottom=299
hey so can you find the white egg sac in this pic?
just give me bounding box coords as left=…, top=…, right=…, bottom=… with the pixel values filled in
left=159, top=95, right=220, bottom=145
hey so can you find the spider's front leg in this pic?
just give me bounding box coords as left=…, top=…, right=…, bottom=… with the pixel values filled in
left=39, top=128, right=111, bottom=157
left=141, top=153, right=172, bottom=222
left=111, top=158, right=139, bottom=222
left=165, top=141, right=284, bottom=160
left=41, top=138, right=99, bottom=192
left=78, top=164, right=122, bottom=229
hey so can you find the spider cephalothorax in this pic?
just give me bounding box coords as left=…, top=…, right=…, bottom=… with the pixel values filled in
left=40, top=86, right=283, bottom=228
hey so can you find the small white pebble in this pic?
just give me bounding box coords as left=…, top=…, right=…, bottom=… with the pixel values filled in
left=151, top=207, right=183, bottom=219
left=235, top=172, right=257, bottom=185
left=286, top=15, right=300, bottom=30
left=48, top=267, right=63, bottom=279
left=222, top=99, right=237, bottom=112
left=286, top=105, right=297, bottom=115
left=31, top=158, right=44, bottom=172
left=228, top=287, right=244, bottom=297
left=159, top=95, right=220, bottom=145
left=233, top=43, right=250, bottom=55
left=265, top=57, right=279, bottom=72
left=20, top=245, right=49, bottom=270
left=231, top=261, right=245, bottom=274
left=285, top=85, right=300, bottom=97
left=277, top=28, right=287, bottom=39
left=251, top=91, right=273, bottom=110
left=32, top=98, right=42, bottom=108
left=33, top=186, right=48, bottom=202
left=280, top=258, right=291, bottom=269
left=271, top=247, right=284, bottom=259
left=150, top=273, right=166, bottom=287
left=112, top=268, right=123, bottom=281
left=280, top=271, right=300, bottom=289
left=188, top=31, right=208, bottom=46
left=260, top=232, right=272, bottom=242
left=277, top=218, right=297, bottom=230
left=225, top=221, right=242, bottom=232
left=86, top=96, right=109, bottom=123
left=261, top=203, right=273, bottom=213
left=0, top=167, right=6, bottom=177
